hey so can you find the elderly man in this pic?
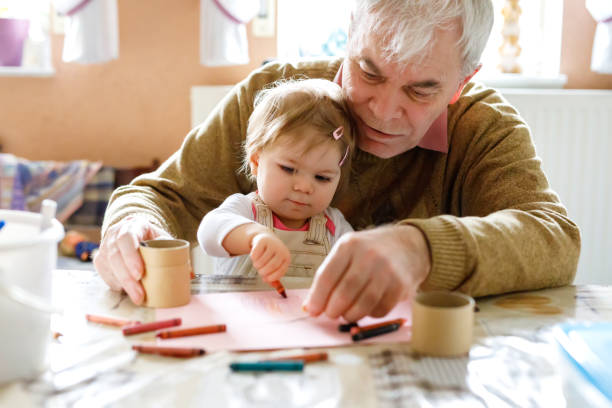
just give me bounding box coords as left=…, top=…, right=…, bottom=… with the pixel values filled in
left=95, top=0, right=580, bottom=322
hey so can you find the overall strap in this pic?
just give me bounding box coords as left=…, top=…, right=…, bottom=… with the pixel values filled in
left=304, top=213, right=327, bottom=245
left=252, top=194, right=273, bottom=230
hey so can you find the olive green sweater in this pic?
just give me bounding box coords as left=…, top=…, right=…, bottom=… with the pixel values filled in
left=103, top=58, right=580, bottom=297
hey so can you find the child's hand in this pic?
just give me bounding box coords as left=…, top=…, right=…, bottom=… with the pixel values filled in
left=250, top=231, right=291, bottom=282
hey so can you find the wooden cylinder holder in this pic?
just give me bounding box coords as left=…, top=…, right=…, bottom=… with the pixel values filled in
left=139, top=239, right=192, bottom=308
left=411, top=291, right=475, bottom=357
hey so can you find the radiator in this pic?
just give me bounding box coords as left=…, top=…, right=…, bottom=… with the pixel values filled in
left=502, top=89, right=612, bottom=284
left=191, top=86, right=612, bottom=284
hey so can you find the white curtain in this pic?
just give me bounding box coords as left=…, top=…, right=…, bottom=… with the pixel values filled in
left=200, top=0, right=260, bottom=66
left=53, top=0, right=119, bottom=64
left=586, top=0, right=612, bottom=74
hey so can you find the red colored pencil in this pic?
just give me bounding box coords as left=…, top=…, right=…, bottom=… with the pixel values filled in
left=270, top=280, right=287, bottom=298
left=122, top=318, right=182, bottom=336
left=132, top=344, right=205, bottom=358
left=156, top=324, right=226, bottom=339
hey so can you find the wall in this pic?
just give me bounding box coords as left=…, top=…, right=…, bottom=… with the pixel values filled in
left=0, top=0, right=275, bottom=167
left=561, top=0, right=612, bottom=89
left=0, top=0, right=609, bottom=167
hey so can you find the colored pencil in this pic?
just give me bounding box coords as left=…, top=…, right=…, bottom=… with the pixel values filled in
left=86, top=313, right=141, bottom=327
left=156, top=324, right=226, bottom=339
left=132, top=344, right=205, bottom=358
left=269, top=280, right=287, bottom=298
left=338, top=322, right=358, bottom=332
left=230, top=361, right=304, bottom=372
left=349, top=318, right=406, bottom=335
left=352, top=323, right=402, bottom=342
left=122, top=318, right=181, bottom=336
left=264, top=352, right=328, bottom=364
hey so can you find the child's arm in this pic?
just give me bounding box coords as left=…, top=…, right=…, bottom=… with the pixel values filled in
left=198, top=193, right=254, bottom=257
left=223, top=223, right=291, bottom=282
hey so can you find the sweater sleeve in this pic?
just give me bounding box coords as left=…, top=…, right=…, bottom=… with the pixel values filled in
left=197, top=193, right=255, bottom=257
left=402, top=86, right=581, bottom=297
left=101, top=81, right=256, bottom=242
left=101, top=59, right=343, bottom=244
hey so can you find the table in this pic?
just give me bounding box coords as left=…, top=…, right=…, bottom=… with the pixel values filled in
left=1, top=269, right=611, bottom=407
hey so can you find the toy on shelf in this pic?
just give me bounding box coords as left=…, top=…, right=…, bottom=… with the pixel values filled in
left=59, top=230, right=100, bottom=262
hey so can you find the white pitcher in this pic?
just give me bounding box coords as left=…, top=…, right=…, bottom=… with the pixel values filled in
left=0, top=205, right=64, bottom=384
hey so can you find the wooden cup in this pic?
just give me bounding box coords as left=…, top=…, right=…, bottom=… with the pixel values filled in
left=411, top=291, right=475, bottom=357
left=139, top=239, right=192, bottom=308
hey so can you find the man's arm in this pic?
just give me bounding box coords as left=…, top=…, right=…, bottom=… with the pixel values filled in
left=305, top=84, right=580, bottom=320
left=101, top=59, right=343, bottom=243
left=406, top=93, right=581, bottom=296
left=96, top=66, right=280, bottom=304
left=96, top=59, right=344, bottom=304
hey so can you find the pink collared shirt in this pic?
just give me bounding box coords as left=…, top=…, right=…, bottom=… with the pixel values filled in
left=333, top=62, right=449, bottom=154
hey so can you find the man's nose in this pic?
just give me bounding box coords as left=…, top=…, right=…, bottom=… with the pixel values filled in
left=368, top=90, right=403, bottom=121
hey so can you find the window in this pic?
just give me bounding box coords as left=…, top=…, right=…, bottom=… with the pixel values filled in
left=475, top=0, right=565, bottom=88
left=277, top=0, right=351, bottom=60
left=277, top=0, right=565, bottom=88
left=0, top=0, right=54, bottom=76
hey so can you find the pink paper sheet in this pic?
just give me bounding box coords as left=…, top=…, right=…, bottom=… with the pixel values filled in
left=155, top=289, right=412, bottom=351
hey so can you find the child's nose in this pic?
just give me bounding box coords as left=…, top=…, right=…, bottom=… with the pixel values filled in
left=293, top=175, right=313, bottom=194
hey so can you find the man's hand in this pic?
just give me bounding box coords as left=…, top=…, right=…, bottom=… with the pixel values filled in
left=93, top=217, right=172, bottom=305
left=303, top=225, right=431, bottom=322
left=250, top=231, right=291, bottom=283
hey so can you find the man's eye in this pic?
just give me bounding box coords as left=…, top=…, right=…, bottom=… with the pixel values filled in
left=362, top=71, right=379, bottom=81
left=279, top=165, right=294, bottom=173
left=315, top=175, right=331, bottom=182
left=411, top=88, right=435, bottom=99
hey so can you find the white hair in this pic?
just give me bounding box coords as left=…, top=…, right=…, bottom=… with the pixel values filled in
left=349, top=0, right=494, bottom=76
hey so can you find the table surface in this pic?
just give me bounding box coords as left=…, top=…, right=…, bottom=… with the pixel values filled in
left=1, top=269, right=612, bottom=407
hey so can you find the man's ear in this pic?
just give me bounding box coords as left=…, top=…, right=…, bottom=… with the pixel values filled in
left=249, top=152, right=259, bottom=176
left=449, top=64, right=482, bottom=105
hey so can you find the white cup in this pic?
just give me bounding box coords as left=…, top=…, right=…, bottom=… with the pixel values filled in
left=0, top=208, right=64, bottom=384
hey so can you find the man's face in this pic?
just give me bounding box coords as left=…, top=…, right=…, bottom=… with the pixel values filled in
left=343, top=24, right=466, bottom=158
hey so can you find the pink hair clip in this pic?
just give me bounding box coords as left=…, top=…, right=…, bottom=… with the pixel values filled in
left=333, top=126, right=344, bottom=140
left=332, top=126, right=349, bottom=166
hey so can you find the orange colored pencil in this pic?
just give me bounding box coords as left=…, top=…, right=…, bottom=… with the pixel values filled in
left=269, top=280, right=287, bottom=298
left=132, top=344, right=205, bottom=358
left=265, top=352, right=328, bottom=364
left=349, top=318, right=407, bottom=336
left=122, top=318, right=182, bottom=336
left=156, top=324, right=226, bottom=339
left=86, top=313, right=141, bottom=327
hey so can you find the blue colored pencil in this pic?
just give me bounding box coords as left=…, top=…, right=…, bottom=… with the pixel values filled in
left=230, top=361, right=304, bottom=372
left=0, top=220, right=5, bottom=231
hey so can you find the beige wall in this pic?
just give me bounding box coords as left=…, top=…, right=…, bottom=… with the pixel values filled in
left=0, top=0, right=275, bottom=167
left=0, top=0, right=610, bottom=166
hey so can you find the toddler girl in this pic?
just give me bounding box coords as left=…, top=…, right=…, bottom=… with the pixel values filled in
left=197, top=78, right=355, bottom=287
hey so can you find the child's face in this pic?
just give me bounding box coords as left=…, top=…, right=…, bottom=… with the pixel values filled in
left=251, top=128, right=343, bottom=229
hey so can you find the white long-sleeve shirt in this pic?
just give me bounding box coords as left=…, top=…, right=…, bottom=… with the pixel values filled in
left=197, top=193, right=353, bottom=275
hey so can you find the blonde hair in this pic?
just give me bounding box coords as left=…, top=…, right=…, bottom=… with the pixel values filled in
left=243, top=78, right=355, bottom=184
left=350, top=0, right=493, bottom=76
